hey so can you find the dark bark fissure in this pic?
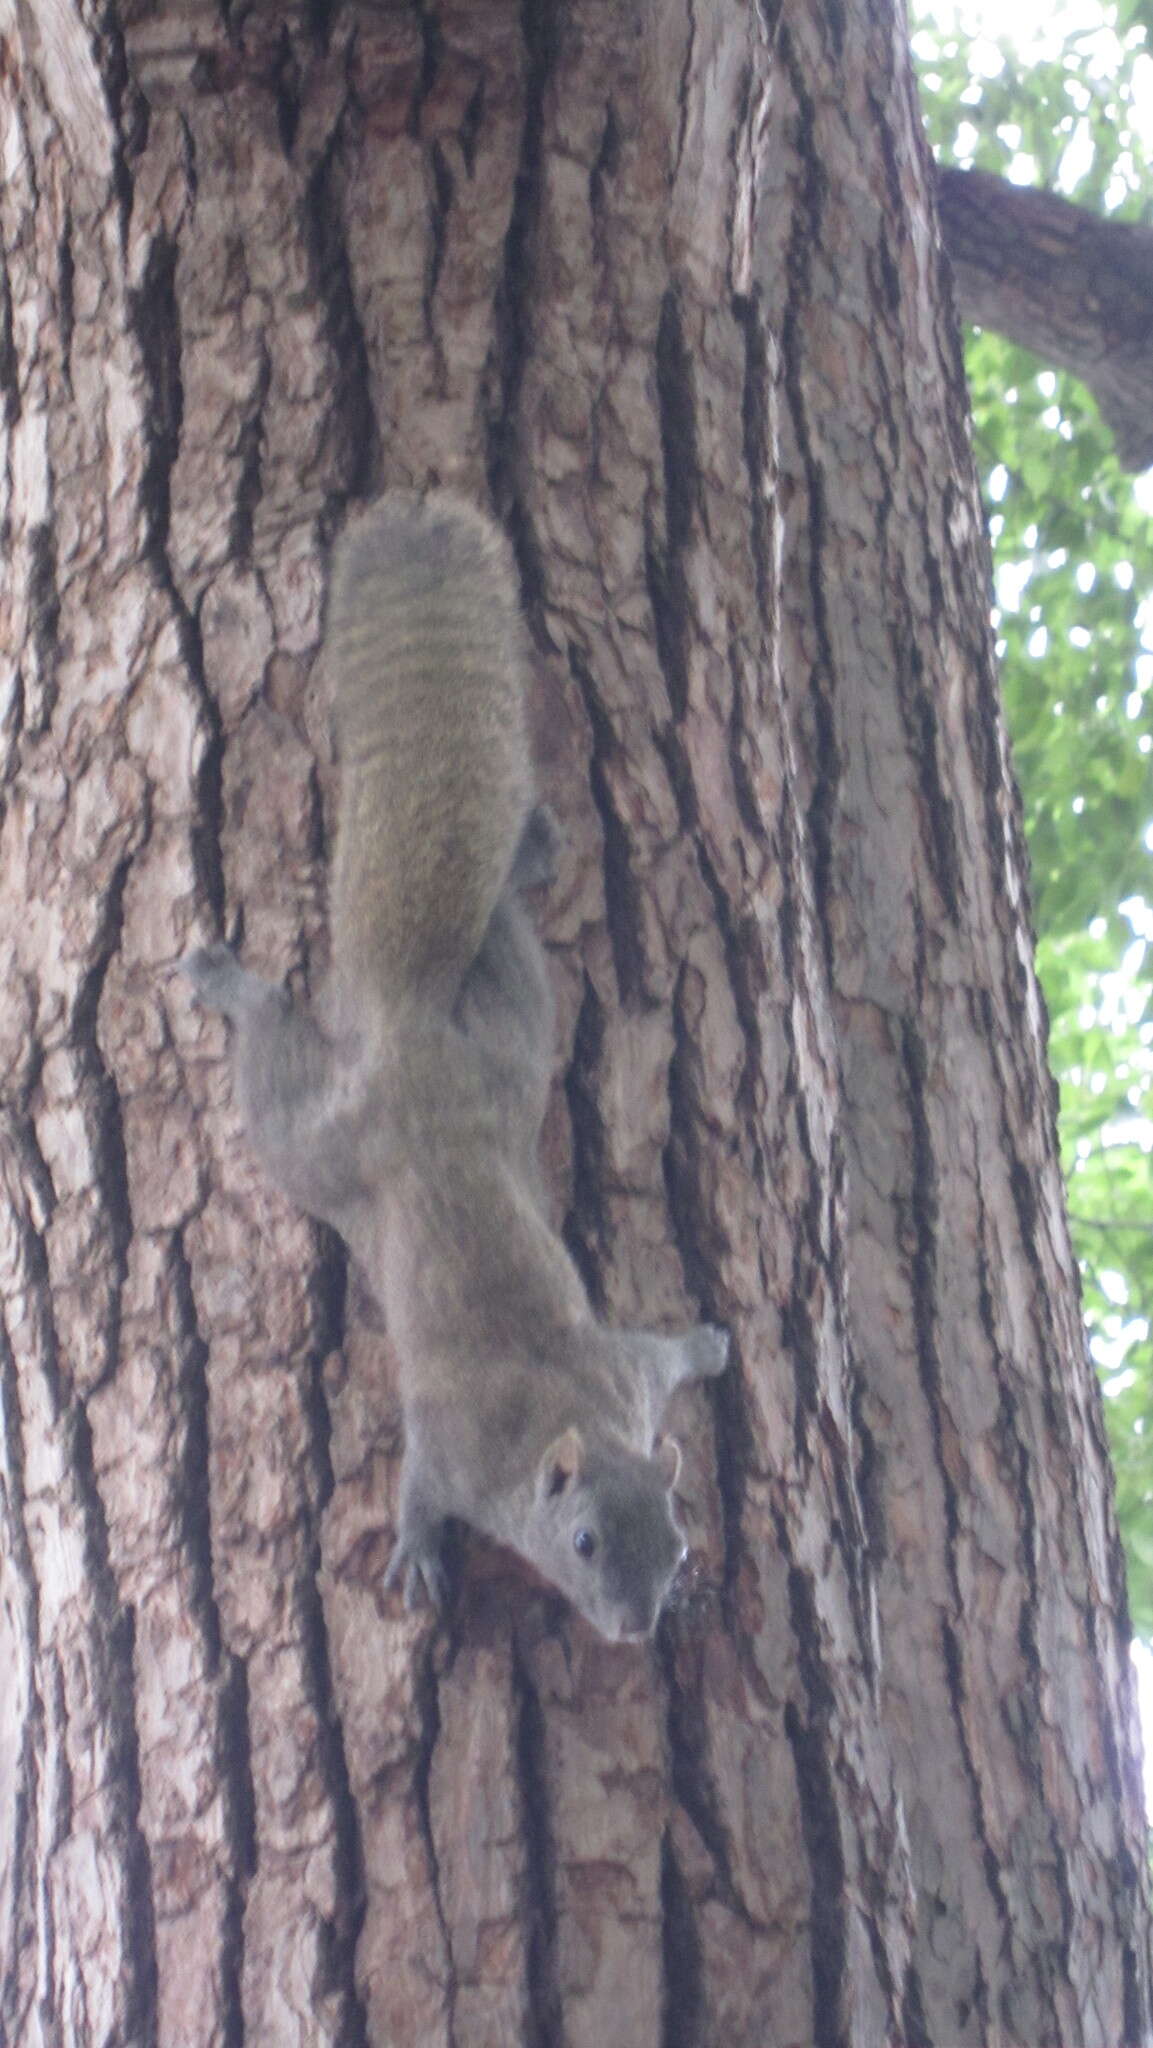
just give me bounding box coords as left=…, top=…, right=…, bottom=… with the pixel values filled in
left=899, top=1018, right=956, bottom=1538
left=570, top=646, right=649, bottom=1011
left=901, top=1958, right=932, bottom=2048
left=937, top=1617, right=1004, bottom=2025
left=95, top=3, right=138, bottom=239
left=0, top=240, right=19, bottom=427
left=189, top=676, right=229, bottom=940
left=299, top=1272, right=371, bottom=2046
left=658, top=1830, right=706, bottom=2048
left=412, top=3, right=446, bottom=135
left=270, top=24, right=304, bottom=156
left=588, top=97, right=622, bottom=243
left=487, top=0, right=558, bottom=523
left=560, top=967, right=612, bottom=1312
left=511, top=1645, right=564, bottom=2048
left=298, top=1570, right=372, bottom=2048
left=659, top=1632, right=750, bottom=1928
left=228, top=342, right=272, bottom=566
left=216, top=1651, right=258, bottom=2048
left=55, top=218, right=76, bottom=393
left=782, top=1212, right=822, bottom=1450
left=663, top=967, right=728, bottom=1305
left=71, top=862, right=137, bottom=1386
left=128, top=235, right=184, bottom=565
left=24, top=520, right=61, bottom=736
left=784, top=1567, right=849, bottom=2048
left=412, top=8, right=453, bottom=369
left=426, top=140, right=455, bottom=339
left=901, top=646, right=964, bottom=927
left=647, top=287, right=700, bottom=729
left=411, top=1638, right=457, bottom=2041
left=706, top=1323, right=755, bottom=1611
left=302, top=138, right=378, bottom=514
left=168, top=1251, right=218, bottom=1668
left=775, top=50, right=840, bottom=984
left=1123, top=1929, right=1146, bottom=2048
left=307, top=0, right=336, bottom=55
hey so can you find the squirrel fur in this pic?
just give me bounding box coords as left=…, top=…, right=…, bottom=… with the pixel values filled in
left=184, top=490, right=727, bottom=1641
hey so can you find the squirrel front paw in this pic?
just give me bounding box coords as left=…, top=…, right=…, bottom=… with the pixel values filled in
left=383, top=1523, right=449, bottom=1614
left=182, top=942, right=244, bottom=1008
left=182, top=944, right=279, bottom=1022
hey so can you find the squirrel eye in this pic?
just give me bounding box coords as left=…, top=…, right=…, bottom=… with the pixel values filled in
left=573, top=1527, right=597, bottom=1561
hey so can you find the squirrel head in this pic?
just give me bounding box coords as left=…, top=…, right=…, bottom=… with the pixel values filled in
left=527, top=1427, right=687, bottom=1640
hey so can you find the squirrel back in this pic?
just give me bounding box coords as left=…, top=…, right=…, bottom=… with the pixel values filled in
left=327, top=491, right=533, bottom=1013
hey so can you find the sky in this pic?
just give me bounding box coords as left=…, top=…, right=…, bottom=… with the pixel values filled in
left=921, top=0, right=1153, bottom=158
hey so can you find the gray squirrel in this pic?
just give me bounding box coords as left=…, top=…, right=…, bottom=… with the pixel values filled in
left=184, top=491, right=728, bottom=1640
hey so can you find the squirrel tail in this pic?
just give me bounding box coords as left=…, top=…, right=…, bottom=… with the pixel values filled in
left=327, top=491, right=534, bottom=1015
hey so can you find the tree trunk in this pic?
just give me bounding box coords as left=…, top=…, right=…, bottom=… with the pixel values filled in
left=0, top=4, right=1147, bottom=2047
left=937, top=164, right=1153, bottom=470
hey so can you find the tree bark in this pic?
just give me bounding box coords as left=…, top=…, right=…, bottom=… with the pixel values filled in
left=937, top=164, right=1153, bottom=470
left=0, top=4, right=1147, bottom=2047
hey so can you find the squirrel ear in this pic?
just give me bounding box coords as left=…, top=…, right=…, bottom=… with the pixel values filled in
left=538, top=1426, right=585, bottom=1499
left=654, top=1435, right=682, bottom=1489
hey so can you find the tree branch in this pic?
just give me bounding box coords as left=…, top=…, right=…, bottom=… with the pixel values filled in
left=936, top=164, right=1153, bottom=471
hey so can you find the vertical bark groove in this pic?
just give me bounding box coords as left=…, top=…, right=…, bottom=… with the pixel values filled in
left=783, top=1609, right=848, bottom=2048
left=658, top=1830, right=705, bottom=2048
left=512, top=1644, right=564, bottom=2048
left=215, top=1650, right=257, bottom=2048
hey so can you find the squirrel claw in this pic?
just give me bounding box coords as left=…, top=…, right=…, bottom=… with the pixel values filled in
left=384, top=1531, right=448, bottom=1614
left=693, top=1325, right=730, bottom=1379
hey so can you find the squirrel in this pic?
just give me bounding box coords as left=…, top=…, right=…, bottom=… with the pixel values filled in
left=183, top=490, right=728, bottom=1641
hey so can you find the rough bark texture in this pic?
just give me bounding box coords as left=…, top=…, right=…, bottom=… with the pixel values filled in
left=0, top=4, right=1147, bottom=2047
left=758, top=25, right=1152, bottom=2044
left=937, top=164, right=1153, bottom=471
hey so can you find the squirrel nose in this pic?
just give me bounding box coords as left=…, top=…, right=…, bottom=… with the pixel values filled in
left=618, top=1595, right=659, bottom=1639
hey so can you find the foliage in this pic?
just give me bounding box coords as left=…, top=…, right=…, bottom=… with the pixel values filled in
left=914, top=6, right=1153, bottom=1629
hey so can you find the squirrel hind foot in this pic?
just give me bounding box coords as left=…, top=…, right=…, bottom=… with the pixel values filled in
left=383, top=1528, right=450, bottom=1615
left=692, top=1325, right=730, bottom=1379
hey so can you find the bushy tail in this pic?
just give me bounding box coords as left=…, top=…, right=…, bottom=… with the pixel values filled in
left=327, top=491, right=533, bottom=1014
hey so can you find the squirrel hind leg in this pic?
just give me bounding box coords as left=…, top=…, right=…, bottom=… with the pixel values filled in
left=453, top=804, right=557, bottom=1074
